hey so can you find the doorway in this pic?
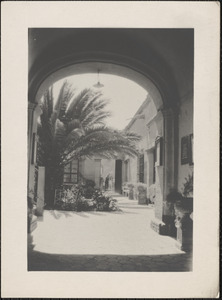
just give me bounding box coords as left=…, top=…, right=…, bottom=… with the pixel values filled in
left=115, top=160, right=122, bottom=193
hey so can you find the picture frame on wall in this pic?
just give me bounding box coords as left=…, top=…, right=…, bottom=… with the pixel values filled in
left=181, top=135, right=190, bottom=165
left=189, top=133, right=193, bottom=165
left=181, top=134, right=193, bottom=165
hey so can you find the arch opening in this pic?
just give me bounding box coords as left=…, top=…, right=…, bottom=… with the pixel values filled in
left=28, top=28, right=194, bottom=262
left=34, top=61, right=164, bottom=112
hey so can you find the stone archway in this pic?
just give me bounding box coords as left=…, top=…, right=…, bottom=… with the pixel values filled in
left=29, top=61, right=177, bottom=236
left=32, top=61, right=164, bottom=110
left=28, top=28, right=191, bottom=236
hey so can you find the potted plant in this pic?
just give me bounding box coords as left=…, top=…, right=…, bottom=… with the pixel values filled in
left=136, top=183, right=148, bottom=204
left=173, top=173, right=193, bottom=251
left=174, top=173, right=193, bottom=218
left=127, top=182, right=135, bottom=200
left=148, top=184, right=156, bottom=204
left=27, top=190, right=38, bottom=233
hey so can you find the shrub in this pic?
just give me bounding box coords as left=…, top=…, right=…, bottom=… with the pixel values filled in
left=166, top=188, right=183, bottom=204
left=93, top=190, right=119, bottom=211
left=182, top=173, right=193, bottom=197
left=54, top=184, right=118, bottom=212
left=127, top=182, right=134, bottom=189
left=80, top=184, right=97, bottom=199
left=54, top=185, right=91, bottom=211
left=74, top=180, right=97, bottom=199
left=85, top=179, right=96, bottom=188
left=136, top=183, right=147, bottom=193
left=135, top=183, right=148, bottom=204
left=148, top=184, right=156, bottom=204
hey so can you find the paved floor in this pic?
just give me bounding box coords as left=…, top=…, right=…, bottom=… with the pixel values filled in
left=28, top=195, right=192, bottom=271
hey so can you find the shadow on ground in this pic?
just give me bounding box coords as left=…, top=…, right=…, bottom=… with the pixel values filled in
left=46, top=202, right=154, bottom=219
left=28, top=249, right=192, bottom=272
left=29, top=198, right=192, bottom=272
left=47, top=209, right=144, bottom=219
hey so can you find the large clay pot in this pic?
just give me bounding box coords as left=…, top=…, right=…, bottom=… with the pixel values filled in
left=174, top=197, right=193, bottom=251
left=137, top=185, right=147, bottom=204
left=138, top=192, right=147, bottom=204
left=128, top=187, right=134, bottom=200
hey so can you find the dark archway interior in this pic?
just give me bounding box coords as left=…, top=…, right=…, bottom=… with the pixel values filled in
left=28, top=28, right=194, bottom=261
left=28, top=28, right=194, bottom=109
left=115, top=160, right=122, bottom=193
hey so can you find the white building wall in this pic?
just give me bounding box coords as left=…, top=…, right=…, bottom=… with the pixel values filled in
left=125, top=95, right=164, bottom=205
left=101, top=159, right=115, bottom=180
left=178, top=93, right=194, bottom=193
left=79, top=158, right=103, bottom=188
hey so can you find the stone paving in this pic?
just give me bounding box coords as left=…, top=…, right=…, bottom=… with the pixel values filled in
left=28, top=195, right=192, bottom=271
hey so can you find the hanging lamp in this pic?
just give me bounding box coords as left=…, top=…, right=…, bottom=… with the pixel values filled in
left=93, top=69, right=104, bottom=88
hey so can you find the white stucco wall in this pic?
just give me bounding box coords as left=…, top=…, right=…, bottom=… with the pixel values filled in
left=178, top=93, right=194, bottom=193
left=127, top=95, right=159, bottom=152
left=79, top=158, right=102, bottom=188
left=125, top=95, right=163, bottom=192
left=101, top=159, right=115, bottom=180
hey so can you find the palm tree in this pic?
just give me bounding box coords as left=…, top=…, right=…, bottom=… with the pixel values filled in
left=37, top=80, right=141, bottom=207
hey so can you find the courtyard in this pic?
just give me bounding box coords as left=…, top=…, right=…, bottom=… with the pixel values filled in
left=27, top=29, right=195, bottom=273
left=28, top=195, right=192, bottom=271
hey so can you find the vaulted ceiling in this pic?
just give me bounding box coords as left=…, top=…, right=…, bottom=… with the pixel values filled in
left=28, top=28, right=194, bottom=107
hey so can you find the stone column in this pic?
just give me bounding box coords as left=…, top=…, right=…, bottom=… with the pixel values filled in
left=36, top=166, right=45, bottom=216
left=28, top=102, right=35, bottom=182
left=162, top=108, right=177, bottom=236
left=28, top=102, right=42, bottom=196
left=151, top=108, right=178, bottom=236
left=27, top=102, right=42, bottom=233
left=162, top=108, right=176, bottom=198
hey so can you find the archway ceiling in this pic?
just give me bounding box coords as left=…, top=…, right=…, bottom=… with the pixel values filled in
left=35, top=62, right=163, bottom=110
left=29, top=28, right=193, bottom=107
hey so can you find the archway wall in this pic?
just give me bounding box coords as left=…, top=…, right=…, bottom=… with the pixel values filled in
left=29, top=28, right=194, bottom=110
left=123, top=93, right=165, bottom=219
left=177, top=91, right=194, bottom=193
left=34, top=61, right=164, bottom=111
left=28, top=29, right=194, bottom=235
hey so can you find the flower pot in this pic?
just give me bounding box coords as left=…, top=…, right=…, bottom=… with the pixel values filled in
left=174, top=197, right=193, bottom=252
left=137, top=184, right=147, bottom=204
left=138, top=192, right=147, bottom=204
left=128, top=189, right=134, bottom=200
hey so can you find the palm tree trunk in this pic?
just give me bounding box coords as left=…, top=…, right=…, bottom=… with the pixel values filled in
left=45, top=152, right=64, bottom=208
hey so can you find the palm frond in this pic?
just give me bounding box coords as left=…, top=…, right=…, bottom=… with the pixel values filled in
left=54, top=119, right=66, bottom=146
left=82, top=110, right=111, bottom=128
left=66, top=119, right=81, bottom=133
left=38, top=82, right=141, bottom=183
left=53, top=80, right=75, bottom=121
left=64, top=127, right=85, bottom=147
left=80, top=91, right=103, bottom=114
left=61, top=125, right=140, bottom=164
left=66, top=88, right=90, bottom=119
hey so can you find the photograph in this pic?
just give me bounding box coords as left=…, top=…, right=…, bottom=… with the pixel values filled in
left=2, top=2, right=219, bottom=298
left=28, top=28, right=194, bottom=272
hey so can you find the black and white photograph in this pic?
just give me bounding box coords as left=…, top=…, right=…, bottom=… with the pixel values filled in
left=27, top=28, right=194, bottom=272
left=2, top=2, right=220, bottom=298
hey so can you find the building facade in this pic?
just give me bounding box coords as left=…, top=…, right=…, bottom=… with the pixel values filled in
left=62, top=157, right=115, bottom=190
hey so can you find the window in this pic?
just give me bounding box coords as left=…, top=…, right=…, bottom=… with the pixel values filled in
left=63, top=160, right=78, bottom=184
left=181, top=136, right=189, bottom=165
left=139, top=154, right=144, bottom=183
